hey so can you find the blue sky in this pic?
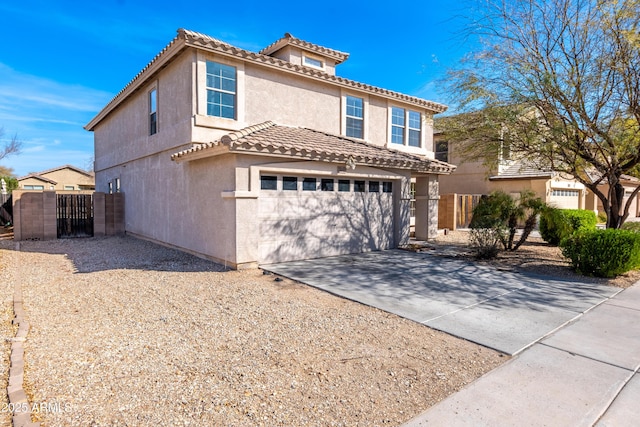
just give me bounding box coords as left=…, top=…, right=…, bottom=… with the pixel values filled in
left=0, top=0, right=475, bottom=177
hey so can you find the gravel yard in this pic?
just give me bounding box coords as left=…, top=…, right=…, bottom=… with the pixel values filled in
left=0, top=235, right=505, bottom=427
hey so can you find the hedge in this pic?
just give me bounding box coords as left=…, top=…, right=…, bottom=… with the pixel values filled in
left=560, top=229, right=640, bottom=277
left=539, top=208, right=597, bottom=245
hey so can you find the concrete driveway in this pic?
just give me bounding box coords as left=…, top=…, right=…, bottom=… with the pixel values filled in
left=262, top=249, right=622, bottom=355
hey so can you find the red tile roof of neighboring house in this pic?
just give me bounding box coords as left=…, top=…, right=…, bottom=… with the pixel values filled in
left=171, top=121, right=455, bottom=174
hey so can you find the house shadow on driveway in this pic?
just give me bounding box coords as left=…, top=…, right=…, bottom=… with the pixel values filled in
left=262, top=249, right=622, bottom=355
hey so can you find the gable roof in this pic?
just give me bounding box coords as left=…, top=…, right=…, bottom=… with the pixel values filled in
left=86, top=29, right=447, bottom=131
left=17, top=174, right=57, bottom=185
left=259, top=32, right=350, bottom=64
left=18, top=165, right=93, bottom=182
left=171, top=121, right=455, bottom=174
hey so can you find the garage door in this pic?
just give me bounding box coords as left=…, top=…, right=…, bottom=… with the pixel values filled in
left=258, top=175, right=395, bottom=264
left=549, top=189, right=580, bottom=209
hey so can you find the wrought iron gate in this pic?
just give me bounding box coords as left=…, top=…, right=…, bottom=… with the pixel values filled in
left=57, top=194, right=93, bottom=238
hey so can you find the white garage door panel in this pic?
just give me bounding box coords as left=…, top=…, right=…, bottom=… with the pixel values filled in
left=549, top=195, right=579, bottom=209
left=259, top=192, right=394, bottom=264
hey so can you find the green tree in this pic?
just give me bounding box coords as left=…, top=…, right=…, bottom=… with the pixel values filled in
left=440, top=0, right=640, bottom=229
left=0, top=176, right=18, bottom=193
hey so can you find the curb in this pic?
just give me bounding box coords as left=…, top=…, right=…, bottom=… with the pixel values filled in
left=7, top=281, right=40, bottom=427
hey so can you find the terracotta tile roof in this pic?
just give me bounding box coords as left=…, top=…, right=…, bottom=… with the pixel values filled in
left=171, top=121, right=455, bottom=174
left=86, top=29, right=446, bottom=130
left=259, top=33, right=350, bottom=64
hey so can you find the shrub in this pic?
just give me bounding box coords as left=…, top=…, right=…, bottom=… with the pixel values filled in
left=539, top=208, right=597, bottom=245
left=469, top=228, right=504, bottom=259
left=560, top=229, right=640, bottom=277
left=470, top=190, right=546, bottom=253
left=597, top=211, right=608, bottom=224
left=621, top=221, right=640, bottom=232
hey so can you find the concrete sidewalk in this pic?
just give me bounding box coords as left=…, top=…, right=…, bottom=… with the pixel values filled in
left=403, top=283, right=640, bottom=427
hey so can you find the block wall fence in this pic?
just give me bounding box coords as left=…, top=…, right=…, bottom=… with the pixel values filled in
left=12, top=191, right=124, bottom=241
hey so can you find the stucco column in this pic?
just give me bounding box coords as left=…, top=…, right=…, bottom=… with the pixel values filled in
left=414, top=175, right=439, bottom=241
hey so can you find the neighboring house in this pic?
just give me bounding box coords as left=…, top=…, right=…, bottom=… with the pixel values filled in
left=435, top=132, right=640, bottom=228
left=18, top=165, right=95, bottom=191
left=85, top=29, right=455, bottom=268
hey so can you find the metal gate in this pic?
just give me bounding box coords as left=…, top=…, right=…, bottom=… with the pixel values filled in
left=57, top=194, right=93, bottom=238
left=0, top=194, right=11, bottom=226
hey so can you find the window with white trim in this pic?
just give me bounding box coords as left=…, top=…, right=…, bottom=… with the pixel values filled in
left=345, top=95, right=364, bottom=139
left=408, top=111, right=421, bottom=147
left=206, top=61, right=236, bottom=119
left=391, top=107, right=405, bottom=144
left=391, top=107, right=422, bottom=148
left=303, top=55, right=324, bottom=69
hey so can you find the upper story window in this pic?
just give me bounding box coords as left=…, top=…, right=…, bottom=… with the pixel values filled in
left=303, top=55, right=324, bottom=69
left=391, top=107, right=422, bottom=148
left=391, top=107, right=405, bottom=144
left=206, top=61, right=236, bottom=119
left=408, top=111, right=421, bottom=147
left=149, top=88, right=157, bottom=135
left=435, top=140, right=449, bottom=162
left=345, top=95, right=364, bottom=139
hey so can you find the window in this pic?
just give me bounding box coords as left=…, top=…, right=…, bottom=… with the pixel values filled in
left=64, top=186, right=75, bottom=191
left=345, top=96, right=364, bottom=139
left=391, top=107, right=422, bottom=148
left=260, top=176, right=277, bottom=190
left=206, top=61, right=236, bottom=119
left=321, top=179, right=334, bottom=191
left=303, top=55, right=323, bottom=69
left=303, top=177, right=317, bottom=191
left=369, top=181, right=380, bottom=193
left=552, top=189, right=579, bottom=197
left=354, top=180, right=365, bottom=192
left=108, top=182, right=113, bottom=194
left=391, top=107, right=405, bottom=144
left=338, top=179, right=350, bottom=192
left=408, top=111, right=421, bottom=147
left=115, top=178, right=121, bottom=193
left=383, top=182, right=393, bottom=193
left=24, top=185, right=44, bottom=190
left=435, top=141, right=449, bottom=162
left=283, top=176, right=297, bottom=191
left=149, top=88, right=157, bottom=135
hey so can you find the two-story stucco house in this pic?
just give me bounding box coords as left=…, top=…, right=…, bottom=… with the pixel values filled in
left=86, top=29, right=454, bottom=268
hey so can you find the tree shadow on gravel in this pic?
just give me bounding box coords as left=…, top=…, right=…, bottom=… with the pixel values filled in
left=6, top=235, right=230, bottom=273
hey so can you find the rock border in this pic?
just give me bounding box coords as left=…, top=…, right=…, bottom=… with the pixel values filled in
left=8, top=280, right=39, bottom=427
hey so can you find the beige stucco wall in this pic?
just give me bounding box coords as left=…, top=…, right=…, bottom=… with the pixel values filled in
left=94, top=51, right=195, bottom=174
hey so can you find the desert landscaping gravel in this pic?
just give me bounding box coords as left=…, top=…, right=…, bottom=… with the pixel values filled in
left=0, top=236, right=506, bottom=427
